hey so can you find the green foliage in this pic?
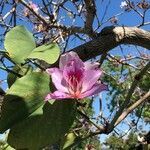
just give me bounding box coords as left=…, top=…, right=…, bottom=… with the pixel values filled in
left=60, top=99, right=101, bottom=149
left=73, top=136, right=102, bottom=150
left=126, top=132, right=138, bottom=149
left=61, top=132, right=77, bottom=149
left=133, top=71, right=150, bottom=122
left=102, top=57, right=149, bottom=121
left=28, top=43, right=60, bottom=64
left=139, top=72, right=150, bottom=92
left=4, top=146, right=15, bottom=150
left=0, top=144, right=15, bottom=150
left=136, top=72, right=150, bottom=121
left=61, top=134, right=102, bottom=150
left=0, top=72, right=50, bottom=133
left=4, top=26, right=36, bottom=63
left=105, top=132, right=138, bottom=150
left=7, top=100, right=76, bottom=149
left=0, top=140, right=6, bottom=149
left=102, top=60, right=127, bottom=112
left=4, top=26, right=60, bottom=65
left=7, top=64, right=33, bottom=87
left=1, top=70, right=77, bottom=149
left=105, top=134, right=126, bottom=150
left=1, top=25, right=78, bottom=149
left=143, top=106, right=150, bottom=123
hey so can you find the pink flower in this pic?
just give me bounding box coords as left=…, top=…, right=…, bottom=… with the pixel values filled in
left=45, top=52, right=108, bottom=100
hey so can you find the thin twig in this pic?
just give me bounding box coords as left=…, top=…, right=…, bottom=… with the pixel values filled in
left=107, top=61, right=150, bottom=132
left=114, top=91, right=150, bottom=127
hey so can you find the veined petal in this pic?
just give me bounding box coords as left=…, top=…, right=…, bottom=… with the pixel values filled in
left=81, top=69, right=103, bottom=92
left=46, top=68, right=68, bottom=93
left=63, top=59, right=84, bottom=83
left=45, top=91, right=72, bottom=100
left=84, top=61, right=100, bottom=70
left=59, top=51, right=83, bottom=69
left=46, top=68, right=57, bottom=75
left=80, top=83, right=108, bottom=99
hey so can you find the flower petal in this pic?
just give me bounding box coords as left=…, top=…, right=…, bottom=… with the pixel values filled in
left=45, top=91, right=72, bottom=100
left=80, top=83, right=108, bottom=98
left=59, top=51, right=83, bottom=69
left=46, top=68, right=68, bottom=93
left=63, top=58, right=84, bottom=84
left=84, top=61, right=99, bottom=70
left=81, top=69, right=103, bottom=92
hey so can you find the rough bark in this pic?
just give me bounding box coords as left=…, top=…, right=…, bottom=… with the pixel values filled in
left=70, top=26, right=150, bottom=61
left=84, top=0, right=96, bottom=31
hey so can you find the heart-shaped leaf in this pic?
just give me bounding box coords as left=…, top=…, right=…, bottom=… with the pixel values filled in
left=4, top=26, right=36, bottom=63
left=8, top=100, right=76, bottom=149
left=7, top=65, right=33, bottom=88
left=0, top=72, right=50, bottom=133
left=61, top=132, right=77, bottom=150
left=28, top=43, right=60, bottom=64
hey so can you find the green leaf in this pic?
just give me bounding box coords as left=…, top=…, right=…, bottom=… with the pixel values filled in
left=3, top=145, right=15, bottom=150
left=7, top=65, right=33, bottom=88
left=7, top=100, right=76, bottom=149
left=27, top=43, right=60, bottom=64
left=61, top=132, right=77, bottom=150
left=4, top=26, right=36, bottom=63
left=0, top=72, right=50, bottom=133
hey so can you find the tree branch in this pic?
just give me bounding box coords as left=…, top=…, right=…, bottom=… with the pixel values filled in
left=19, top=0, right=48, bottom=26
left=84, top=0, right=96, bottom=31
left=19, top=0, right=97, bottom=38
left=107, top=61, right=150, bottom=133
left=114, top=91, right=150, bottom=127
left=69, top=26, right=150, bottom=61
